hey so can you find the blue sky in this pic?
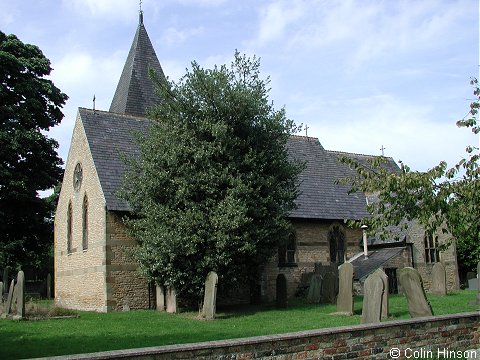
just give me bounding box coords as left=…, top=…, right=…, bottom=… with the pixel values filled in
left=1, top=0, right=479, bottom=172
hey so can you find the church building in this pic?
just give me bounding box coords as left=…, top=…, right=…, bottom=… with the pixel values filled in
left=54, top=12, right=459, bottom=312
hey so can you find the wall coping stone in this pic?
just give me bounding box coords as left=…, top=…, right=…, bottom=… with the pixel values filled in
left=34, top=311, right=479, bottom=360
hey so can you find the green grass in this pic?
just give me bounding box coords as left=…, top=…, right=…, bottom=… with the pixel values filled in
left=0, top=290, right=477, bottom=359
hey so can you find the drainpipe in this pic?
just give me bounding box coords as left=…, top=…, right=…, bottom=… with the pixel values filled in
left=361, top=225, right=368, bottom=259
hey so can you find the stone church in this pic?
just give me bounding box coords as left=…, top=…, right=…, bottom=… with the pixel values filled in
left=54, top=12, right=459, bottom=312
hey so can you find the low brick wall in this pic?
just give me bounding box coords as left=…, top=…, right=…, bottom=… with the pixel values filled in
left=40, top=312, right=479, bottom=360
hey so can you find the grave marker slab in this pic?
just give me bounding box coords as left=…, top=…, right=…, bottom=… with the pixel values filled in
left=276, top=274, right=287, bottom=308
left=16, top=271, right=25, bottom=318
left=202, top=271, right=218, bottom=320
left=306, top=274, right=322, bottom=304
left=361, top=272, right=384, bottom=324
left=398, top=267, right=433, bottom=318
left=156, top=285, right=165, bottom=311
left=46, top=273, right=52, bottom=300
left=321, top=272, right=337, bottom=304
left=336, top=262, right=354, bottom=315
left=431, top=263, right=447, bottom=296
left=373, top=269, right=389, bottom=320
left=165, top=287, right=177, bottom=313
left=5, top=279, right=15, bottom=314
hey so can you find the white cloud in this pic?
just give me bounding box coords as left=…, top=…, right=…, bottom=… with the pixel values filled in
left=161, top=26, right=204, bottom=46
left=62, top=0, right=137, bottom=22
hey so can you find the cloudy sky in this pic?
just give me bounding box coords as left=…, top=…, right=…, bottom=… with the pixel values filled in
left=1, top=0, right=478, bottom=173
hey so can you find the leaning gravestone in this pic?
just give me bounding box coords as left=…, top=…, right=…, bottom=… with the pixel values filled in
left=361, top=272, right=384, bottom=324
left=373, top=269, right=389, bottom=320
left=321, top=272, right=337, bottom=304
left=165, top=287, right=177, bottom=313
left=307, top=274, right=322, bottom=303
left=202, top=271, right=218, bottom=320
left=431, top=263, right=447, bottom=296
left=398, top=267, right=433, bottom=318
left=336, top=262, right=354, bottom=315
left=276, top=274, right=287, bottom=308
left=156, top=285, right=165, bottom=311
left=15, top=271, right=25, bottom=319
left=5, top=279, right=15, bottom=315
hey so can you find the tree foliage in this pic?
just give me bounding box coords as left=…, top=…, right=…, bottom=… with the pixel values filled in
left=121, top=52, right=302, bottom=304
left=0, top=31, right=67, bottom=271
left=339, top=79, right=480, bottom=271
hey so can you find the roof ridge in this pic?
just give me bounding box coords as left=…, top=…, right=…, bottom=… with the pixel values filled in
left=327, top=149, right=395, bottom=160
left=79, top=107, right=149, bottom=122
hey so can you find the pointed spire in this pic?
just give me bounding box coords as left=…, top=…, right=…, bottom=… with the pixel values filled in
left=109, top=9, right=165, bottom=117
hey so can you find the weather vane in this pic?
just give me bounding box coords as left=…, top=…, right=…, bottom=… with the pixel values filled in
left=139, top=0, right=142, bottom=12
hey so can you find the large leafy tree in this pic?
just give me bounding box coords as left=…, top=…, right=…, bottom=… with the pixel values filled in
left=0, top=31, right=67, bottom=271
left=121, top=52, right=302, bottom=304
left=340, top=79, right=479, bottom=273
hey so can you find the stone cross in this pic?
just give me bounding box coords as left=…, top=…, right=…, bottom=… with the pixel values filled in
left=336, top=262, right=354, bottom=315
left=361, top=272, right=384, bottom=324
left=398, top=267, right=433, bottom=318
left=156, top=285, right=165, bottom=311
left=5, top=279, right=15, bottom=315
left=201, top=271, right=218, bottom=320
left=165, top=287, right=177, bottom=313
left=275, top=274, right=287, bottom=308
left=431, top=263, right=447, bottom=296
left=307, top=274, right=322, bottom=304
left=373, top=268, right=389, bottom=320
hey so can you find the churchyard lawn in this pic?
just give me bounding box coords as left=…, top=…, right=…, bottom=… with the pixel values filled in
left=0, top=290, right=477, bottom=359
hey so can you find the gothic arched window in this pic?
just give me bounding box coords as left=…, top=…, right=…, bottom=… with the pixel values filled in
left=328, top=224, right=345, bottom=265
left=82, top=194, right=88, bottom=251
left=278, top=232, right=296, bottom=267
left=67, top=201, right=73, bottom=254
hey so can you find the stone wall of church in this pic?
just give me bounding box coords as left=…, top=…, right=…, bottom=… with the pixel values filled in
left=54, top=117, right=108, bottom=312
left=105, top=212, right=151, bottom=311
left=407, top=221, right=459, bottom=292
left=261, top=219, right=362, bottom=302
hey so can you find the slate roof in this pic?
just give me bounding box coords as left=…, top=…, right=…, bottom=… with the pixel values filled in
left=80, top=108, right=149, bottom=211
left=350, top=247, right=405, bottom=281
left=81, top=112, right=391, bottom=221
left=109, top=12, right=165, bottom=117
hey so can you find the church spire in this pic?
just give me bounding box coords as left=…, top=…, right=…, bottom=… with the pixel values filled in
left=109, top=8, right=165, bottom=117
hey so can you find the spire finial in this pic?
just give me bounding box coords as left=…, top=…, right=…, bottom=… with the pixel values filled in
left=139, top=0, right=143, bottom=24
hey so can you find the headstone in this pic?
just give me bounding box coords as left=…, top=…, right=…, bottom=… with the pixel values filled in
left=471, top=262, right=480, bottom=306
left=275, top=274, right=287, bottom=308
left=16, top=271, right=25, bottom=318
left=336, top=262, right=354, bottom=315
left=361, top=272, right=384, bottom=324
left=156, top=285, right=165, bottom=311
left=321, top=272, right=337, bottom=304
left=165, top=287, right=177, bottom=313
left=5, top=279, right=15, bottom=314
left=307, top=274, right=322, bottom=303
left=46, top=273, right=52, bottom=300
left=0, top=282, right=3, bottom=305
left=373, top=268, right=389, bottom=320
left=431, top=263, right=447, bottom=295
left=201, top=271, right=218, bottom=320
left=398, top=267, right=433, bottom=318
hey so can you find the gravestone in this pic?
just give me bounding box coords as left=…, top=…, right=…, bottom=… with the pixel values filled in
left=336, top=262, right=354, bottom=315
left=156, top=285, right=165, bottom=311
left=431, top=263, right=447, bottom=295
left=0, top=282, right=3, bottom=306
left=321, top=272, right=337, bottom=304
left=398, top=267, right=433, bottom=318
left=46, top=273, right=52, bottom=300
left=471, top=262, right=480, bottom=306
left=16, top=271, right=25, bottom=318
left=165, top=287, right=177, bottom=313
left=306, top=274, right=322, bottom=303
left=202, top=271, right=218, bottom=320
left=276, top=274, right=287, bottom=308
left=361, top=272, right=384, bottom=324
left=5, top=279, right=15, bottom=314
left=373, top=268, right=389, bottom=320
